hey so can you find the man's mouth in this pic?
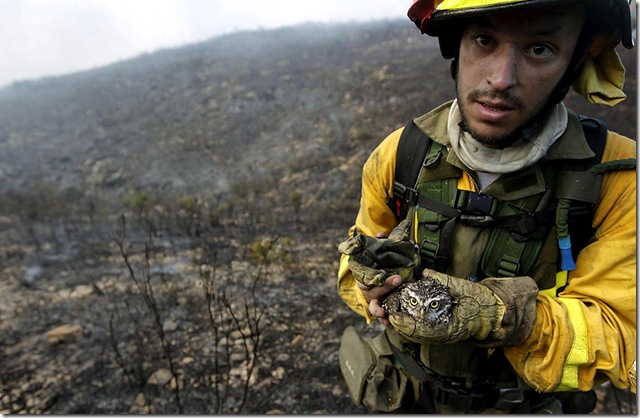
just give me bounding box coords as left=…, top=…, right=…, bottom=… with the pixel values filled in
left=479, top=100, right=514, bottom=111
left=472, top=98, right=517, bottom=123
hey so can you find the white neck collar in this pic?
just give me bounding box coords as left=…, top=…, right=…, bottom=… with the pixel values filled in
left=448, top=100, right=568, bottom=174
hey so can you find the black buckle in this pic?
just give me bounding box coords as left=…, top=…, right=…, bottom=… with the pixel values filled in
left=393, top=182, right=419, bottom=206
left=514, top=214, right=538, bottom=236
left=433, top=380, right=485, bottom=412
left=455, top=190, right=496, bottom=215
left=431, top=380, right=525, bottom=412
left=467, top=192, right=495, bottom=215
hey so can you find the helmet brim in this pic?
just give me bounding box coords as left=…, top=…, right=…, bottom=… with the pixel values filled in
left=426, top=0, right=634, bottom=49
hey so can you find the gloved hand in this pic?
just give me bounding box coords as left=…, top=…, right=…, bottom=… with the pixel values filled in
left=387, top=269, right=506, bottom=345
left=338, top=220, right=420, bottom=287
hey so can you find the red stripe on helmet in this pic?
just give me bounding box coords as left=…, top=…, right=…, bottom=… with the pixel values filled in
left=408, top=0, right=437, bottom=33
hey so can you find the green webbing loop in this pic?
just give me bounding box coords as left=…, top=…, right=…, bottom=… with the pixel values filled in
left=497, top=238, right=527, bottom=277
left=556, top=199, right=572, bottom=239
left=589, top=158, right=636, bottom=175
left=420, top=239, right=439, bottom=263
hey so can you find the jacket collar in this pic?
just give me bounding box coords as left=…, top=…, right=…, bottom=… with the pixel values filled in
left=412, top=101, right=597, bottom=200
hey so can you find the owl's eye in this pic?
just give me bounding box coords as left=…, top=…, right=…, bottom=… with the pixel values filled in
left=429, top=300, right=439, bottom=310
left=409, top=297, right=419, bottom=306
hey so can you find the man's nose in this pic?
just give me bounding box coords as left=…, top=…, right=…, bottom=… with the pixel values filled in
left=487, top=47, right=518, bottom=90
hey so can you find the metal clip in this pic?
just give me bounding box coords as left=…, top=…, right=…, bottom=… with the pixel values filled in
left=494, top=388, right=525, bottom=410
left=423, top=150, right=442, bottom=168
left=460, top=215, right=494, bottom=227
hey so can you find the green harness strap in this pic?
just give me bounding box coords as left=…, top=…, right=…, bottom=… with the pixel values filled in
left=414, top=141, right=459, bottom=270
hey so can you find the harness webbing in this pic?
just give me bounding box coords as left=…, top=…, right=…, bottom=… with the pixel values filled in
left=387, top=114, right=628, bottom=277
left=389, top=115, right=611, bottom=223
left=393, top=122, right=432, bottom=218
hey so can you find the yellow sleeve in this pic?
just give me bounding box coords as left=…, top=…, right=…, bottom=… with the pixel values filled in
left=504, top=132, right=637, bottom=392
left=337, top=127, right=404, bottom=323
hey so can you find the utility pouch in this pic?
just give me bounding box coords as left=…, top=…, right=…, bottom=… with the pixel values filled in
left=339, top=326, right=409, bottom=412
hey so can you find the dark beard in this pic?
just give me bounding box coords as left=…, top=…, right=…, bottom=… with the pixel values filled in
left=456, top=86, right=544, bottom=148
left=457, top=118, right=524, bottom=148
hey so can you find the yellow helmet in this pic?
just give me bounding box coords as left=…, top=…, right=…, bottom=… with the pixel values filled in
left=408, top=0, right=633, bottom=49
left=408, top=0, right=635, bottom=106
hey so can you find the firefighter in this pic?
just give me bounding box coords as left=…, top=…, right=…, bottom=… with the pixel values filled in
left=337, top=0, right=636, bottom=413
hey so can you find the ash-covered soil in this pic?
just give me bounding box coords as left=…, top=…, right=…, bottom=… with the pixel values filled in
left=0, top=215, right=372, bottom=414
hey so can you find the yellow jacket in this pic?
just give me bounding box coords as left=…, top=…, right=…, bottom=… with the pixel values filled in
left=337, top=101, right=637, bottom=393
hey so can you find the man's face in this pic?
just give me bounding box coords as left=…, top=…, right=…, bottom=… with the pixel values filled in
left=455, top=5, right=586, bottom=147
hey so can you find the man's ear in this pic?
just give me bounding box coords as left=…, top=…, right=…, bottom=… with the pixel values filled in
left=449, top=58, right=458, bottom=80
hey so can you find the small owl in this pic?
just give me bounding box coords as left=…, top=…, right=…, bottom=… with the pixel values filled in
left=382, top=276, right=454, bottom=327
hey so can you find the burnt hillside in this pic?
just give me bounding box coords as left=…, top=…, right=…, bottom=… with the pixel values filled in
left=0, top=19, right=636, bottom=414
left=0, top=20, right=447, bottom=229
left=0, top=19, right=634, bottom=231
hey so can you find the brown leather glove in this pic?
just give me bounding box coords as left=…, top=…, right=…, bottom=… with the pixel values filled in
left=338, top=220, right=420, bottom=287
left=387, top=269, right=537, bottom=346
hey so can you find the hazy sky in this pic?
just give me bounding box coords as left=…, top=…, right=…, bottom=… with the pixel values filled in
left=0, top=0, right=408, bottom=88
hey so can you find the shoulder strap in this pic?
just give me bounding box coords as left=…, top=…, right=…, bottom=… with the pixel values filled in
left=388, top=121, right=432, bottom=220
left=578, top=116, right=635, bottom=174
left=561, top=115, right=636, bottom=267
left=572, top=115, right=608, bottom=171
left=554, top=116, right=608, bottom=206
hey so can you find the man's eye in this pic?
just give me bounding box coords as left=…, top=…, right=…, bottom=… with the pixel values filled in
left=475, top=35, right=492, bottom=47
left=529, top=44, right=553, bottom=58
